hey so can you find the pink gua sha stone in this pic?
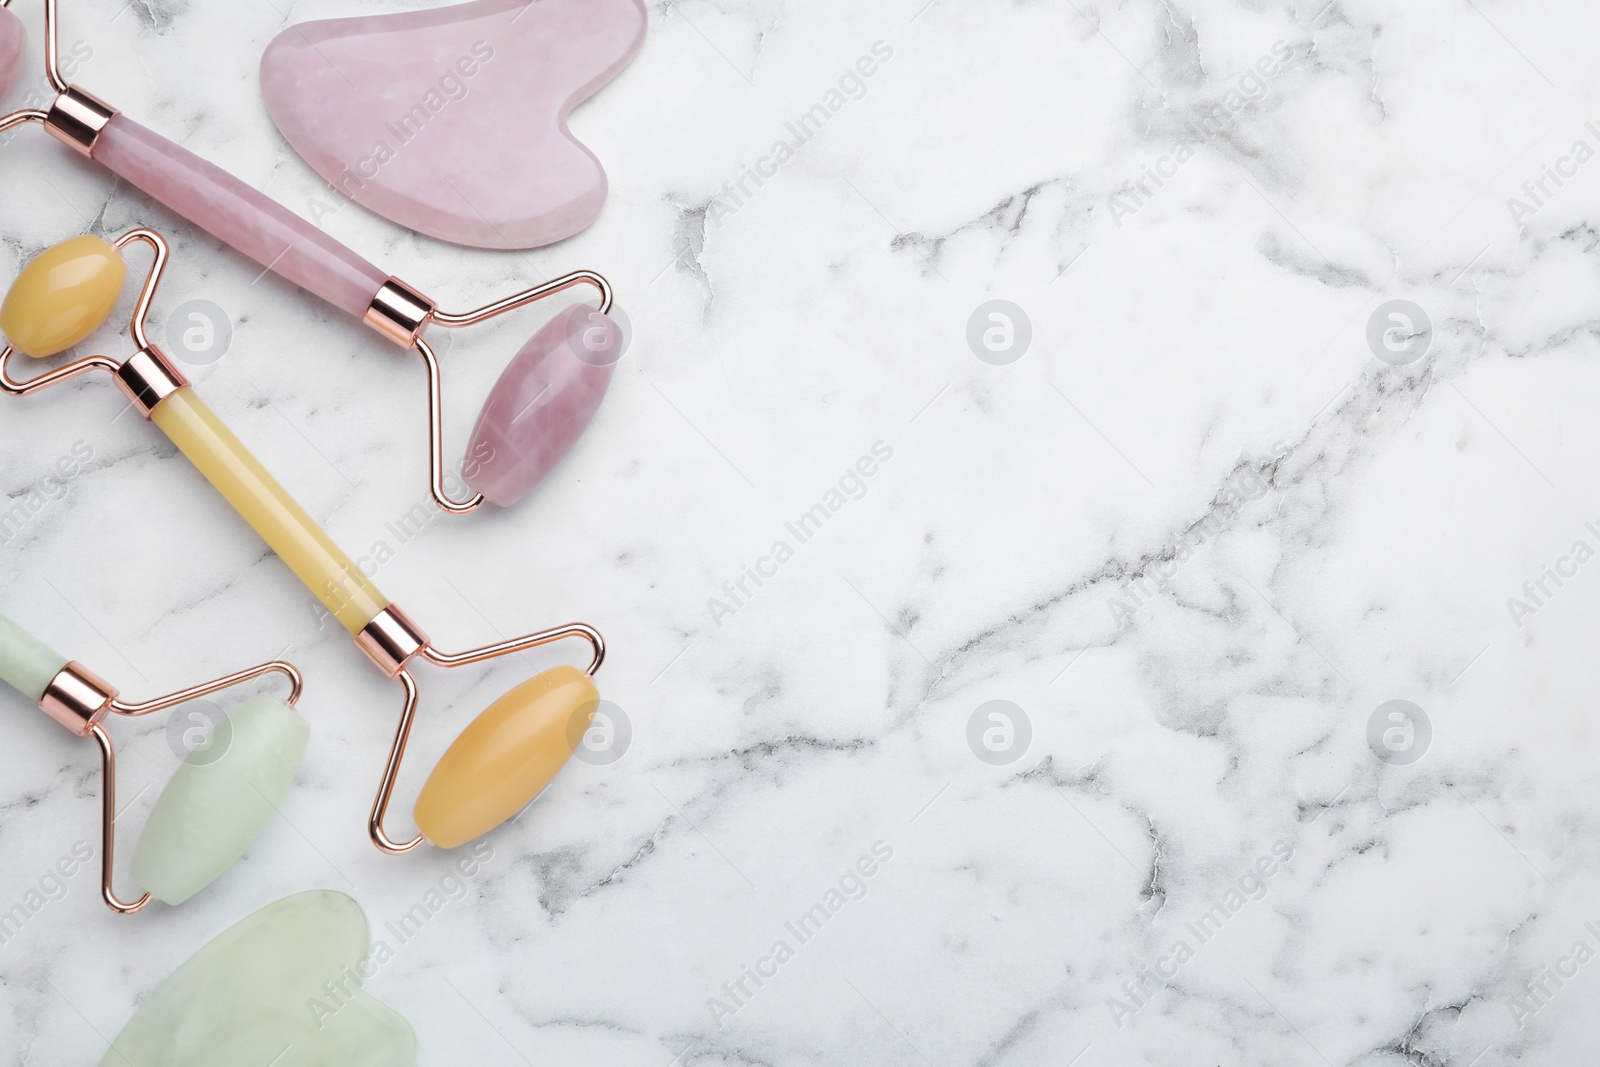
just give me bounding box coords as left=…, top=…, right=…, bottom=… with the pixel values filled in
left=260, top=0, right=646, bottom=250
left=464, top=304, right=620, bottom=507
left=0, top=5, right=26, bottom=101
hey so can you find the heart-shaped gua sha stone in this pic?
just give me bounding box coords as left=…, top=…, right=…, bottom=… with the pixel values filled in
left=98, top=890, right=416, bottom=1067
left=0, top=5, right=25, bottom=102
left=260, top=0, right=646, bottom=250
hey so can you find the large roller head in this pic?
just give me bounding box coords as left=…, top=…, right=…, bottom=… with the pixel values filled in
left=0, top=5, right=25, bottom=101
left=413, top=664, right=600, bottom=849
left=460, top=304, right=621, bottom=508
left=132, top=694, right=310, bottom=905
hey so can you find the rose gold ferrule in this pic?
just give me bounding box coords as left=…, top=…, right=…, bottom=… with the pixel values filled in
left=364, top=278, right=437, bottom=348
left=356, top=605, right=431, bottom=677
left=39, top=662, right=118, bottom=738
left=43, top=86, right=118, bottom=158
left=114, top=346, right=189, bottom=417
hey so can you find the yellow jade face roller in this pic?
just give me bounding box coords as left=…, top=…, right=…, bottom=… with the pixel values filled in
left=1, top=229, right=609, bottom=854
left=0, top=610, right=305, bottom=914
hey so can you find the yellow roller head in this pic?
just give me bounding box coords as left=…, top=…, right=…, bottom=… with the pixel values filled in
left=413, top=665, right=599, bottom=849
left=0, top=235, right=126, bottom=358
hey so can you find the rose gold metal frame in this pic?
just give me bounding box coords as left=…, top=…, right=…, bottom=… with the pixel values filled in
left=0, top=0, right=119, bottom=151
left=357, top=604, right=605, bottom=853
left=0, top=229, right=189, bottom=412
left=34, top=656, right=304, bottom=914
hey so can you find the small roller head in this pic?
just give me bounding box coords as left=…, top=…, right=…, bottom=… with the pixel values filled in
left=0, top=6, right=25, bottom=102
left=0, top=234, right=126, bottom=358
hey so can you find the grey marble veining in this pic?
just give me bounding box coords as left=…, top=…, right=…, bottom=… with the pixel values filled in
left=3, top=0, right=1599, bottom=1063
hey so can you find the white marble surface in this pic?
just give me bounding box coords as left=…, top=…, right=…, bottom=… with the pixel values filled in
left=3, top=0, right=1600, bottom=1063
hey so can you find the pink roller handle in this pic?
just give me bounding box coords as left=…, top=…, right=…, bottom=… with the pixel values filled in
left=93, top=115, right=389, bottom=319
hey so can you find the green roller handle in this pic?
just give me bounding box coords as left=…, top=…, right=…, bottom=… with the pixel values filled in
left=0, top=611, right=70, bottom=704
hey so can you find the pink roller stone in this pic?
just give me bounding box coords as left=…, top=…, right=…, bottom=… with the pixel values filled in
left=259, top=0, right=647, bottom=251
left=464, top=304, right=619, bottom=507
left=0, top=5, right=26, bottom=101
left=92, top=116, right=389, bottom=318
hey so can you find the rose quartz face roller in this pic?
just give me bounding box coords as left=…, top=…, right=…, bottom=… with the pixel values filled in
left=0, top=0, right=624, bottom=514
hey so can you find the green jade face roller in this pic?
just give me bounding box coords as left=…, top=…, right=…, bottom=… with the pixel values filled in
left=0, top=610, right=306, bottom=912
left=0, top=228, right=608, bottom=855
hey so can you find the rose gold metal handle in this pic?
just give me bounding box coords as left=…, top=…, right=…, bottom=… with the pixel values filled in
left=413, top=336, right=487, bottom=515
left=110, top=660, right=304, bottom=717
left=89, top=723, right=150, bottom=913
left=0, top=349, right=117, bottom=395
left=429, top=270, right=614, bottom=328
left=370, top=669, right=425, bottom=854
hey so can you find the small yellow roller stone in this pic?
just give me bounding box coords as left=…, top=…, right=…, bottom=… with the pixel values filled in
left=0, top=235, right=126, bottom=357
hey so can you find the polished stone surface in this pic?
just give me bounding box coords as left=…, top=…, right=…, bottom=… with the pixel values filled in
left=95, top=890, right=414, bottom=1066
left=0, top=610, right=69, bottom=705
left=0, top=234, right=125, bottom=358
left=95, top=116, right=391, bottom=318
left=261, top=0, right=647, bottom=249
left=414, top=664, right=598, bottom=848
left=462, top=304, right=618, bottom=507
left=131, top=695, right=311, bottom=907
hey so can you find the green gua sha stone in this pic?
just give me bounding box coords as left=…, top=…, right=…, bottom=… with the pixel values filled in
left=131, top=695, right=311, bottom=906
left=98, top=890, right=416, bottom=1067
